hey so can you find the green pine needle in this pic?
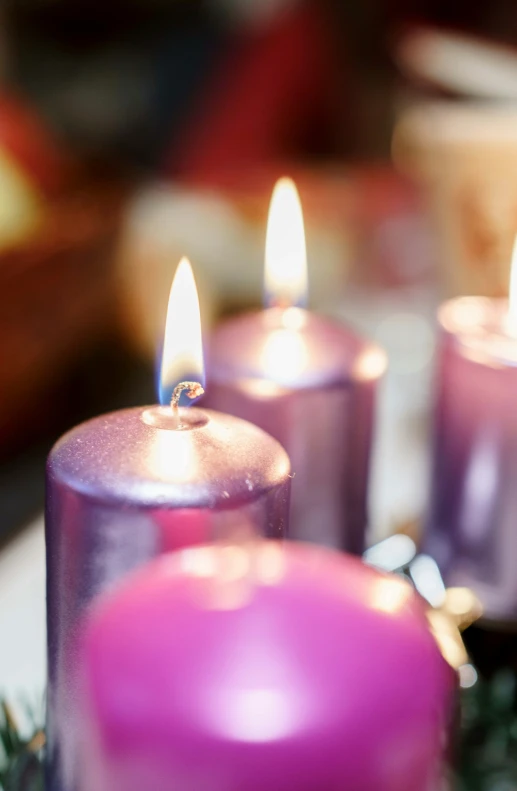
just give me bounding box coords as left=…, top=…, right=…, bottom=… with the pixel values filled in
left=0, top=703, right=44, bottom=791
left=0, top=670, right=516, bottom=790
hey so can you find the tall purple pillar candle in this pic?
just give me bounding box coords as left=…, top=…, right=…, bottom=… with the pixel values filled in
left=426, top=295, right=517, bottom=623
left=77, top=541, right=458, bottom=791
left=204, top=179, right=386, bottom=552
left=45, top=259, right=291, bottom=791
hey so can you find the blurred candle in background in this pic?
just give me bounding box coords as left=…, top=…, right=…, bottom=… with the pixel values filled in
left=78, top=541, right=458, bottom=791
left=425, top=243, right=517, bottom=624
left=204, top=178, right=386, bottom=553
left=45, top=258, right=291, bottom=791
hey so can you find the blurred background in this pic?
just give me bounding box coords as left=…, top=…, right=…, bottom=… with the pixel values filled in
left=2, top=0, right=517, bottom=545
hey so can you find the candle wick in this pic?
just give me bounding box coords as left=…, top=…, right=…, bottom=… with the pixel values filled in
left=170, top=381, right=205, bottom=413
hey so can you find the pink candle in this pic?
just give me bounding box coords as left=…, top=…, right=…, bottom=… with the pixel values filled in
left=78, top=541, right=458, bottom=791
left=204, top=179, right=386, bottom=553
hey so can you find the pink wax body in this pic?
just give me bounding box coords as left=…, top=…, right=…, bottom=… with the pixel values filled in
left=426, top=297, right=517, bottom=623
left=204, top=307, right=386, bottom=552
left=78, top=542, right=456, bottom=791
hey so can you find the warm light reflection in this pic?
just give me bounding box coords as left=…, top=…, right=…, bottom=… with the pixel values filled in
left=280, top=306, right=308, bottom=331
left=222, top=687, right=298, bottom=743
left=427, top=610, right=467, bottom=670
left=147, top=430, right=197, bottom=482
left=218, top=546, right=253, bottom=583
left=353, top=346, right=388, bottom=381
left=444, top=587, right=479, bottom=617
left=507, top=235, right=517, bottom=336
left=260, top=329, right=309, bottom=383
left=264, top=178, right=308, bottom=308
left=445, top=298, right=489, bottom=329
left=256, top=542, right=286, bottom=585
left=159, top=257, right=204, bottom=405
left=370, top=577, right=412, bottom=615
left=177, top=542, right=286, bottom=612
left=181, top=546, right=218, bottom=578
left=180, top=542, right=287, bottom=585
left=444, top=587, right=483, bottom=630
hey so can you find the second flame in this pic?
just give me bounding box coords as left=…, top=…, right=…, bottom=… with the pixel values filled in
left=264, top=177, right=308, bottom=309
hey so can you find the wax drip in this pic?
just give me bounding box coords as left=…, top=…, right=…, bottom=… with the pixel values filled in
left=170, top=381, right=205, bottom=413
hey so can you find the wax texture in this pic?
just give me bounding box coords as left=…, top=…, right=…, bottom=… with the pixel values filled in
left=205, top=307, right=385, bottom=553
left=45, top=406, right=291, bottom=791
left=426, top=298, right=517, bottom=624
left=78, top=542, right=456, bottom=791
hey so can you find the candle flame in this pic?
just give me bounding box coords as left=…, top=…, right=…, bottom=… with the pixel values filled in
left=264, top=177, right=308, bottom=308
left=507, top=235, right=517, bottom=336
left=159, top=257, right=204, bottom=406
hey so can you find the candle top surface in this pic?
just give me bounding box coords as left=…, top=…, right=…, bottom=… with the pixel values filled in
left=48, top=407, right=290, bottom=508
left=81, top=542, right=457, bottom=791
left=208, top=307, right=387, bottom=389
left=440, top=296, right=517, bottom=367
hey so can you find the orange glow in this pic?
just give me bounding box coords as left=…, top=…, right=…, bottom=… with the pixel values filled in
left=507, top=235, right=517, bottom=336
left=353, top=346, right=388, bottom=382
left=264, top=178, right=308, bottom=308
left=159, top=257, right=204, bottom=404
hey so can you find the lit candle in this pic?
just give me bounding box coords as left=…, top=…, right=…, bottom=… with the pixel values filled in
left=45, top=258, right=291, bottom=791
left=77, top=541, right=458, bottom=791
left=425, top=240, right=517, bottom=623
left=204, top=178, right=387, bottom=552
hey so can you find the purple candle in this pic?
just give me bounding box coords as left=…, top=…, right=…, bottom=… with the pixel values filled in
left=426, top=293, right=517, bottom=623
left=77, top=541, right=458, bottom=791
left=204, top=179, right=386, bottom=553
left=45, top=259, right=291, bottom=791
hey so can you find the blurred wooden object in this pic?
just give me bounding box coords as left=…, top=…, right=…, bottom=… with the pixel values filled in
left=0, top=182, right=125, bottom=454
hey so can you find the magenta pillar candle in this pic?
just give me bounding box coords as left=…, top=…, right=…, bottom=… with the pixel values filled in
left=426, top=296, right=517, bottom=623
left=45, top=406, right=291, bottom=791
left=204, top=306, right=386, bottom=552
left=77, top=541, right=457, bottom=791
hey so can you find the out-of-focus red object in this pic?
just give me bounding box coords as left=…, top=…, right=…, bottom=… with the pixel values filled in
left=0, top=183, right=125, bottom=454
left=0, top=92, right=70, bottom=195
left=167, top=1, right=346, bottom=181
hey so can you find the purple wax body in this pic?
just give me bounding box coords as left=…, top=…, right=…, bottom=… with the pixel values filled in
left=204, top=307, right=386, bottom=553
left=78, top=542, right=457, bottom=791
left=45, top=405, right=291, bottom=791
left=426, top=297, right=517, bottom=623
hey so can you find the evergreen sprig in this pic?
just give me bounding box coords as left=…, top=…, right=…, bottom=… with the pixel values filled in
left=456, top=670, right=517, bottom=791
left=0, top=702, right=44, bottom=791
left=1, top=671, right=517, bottom=790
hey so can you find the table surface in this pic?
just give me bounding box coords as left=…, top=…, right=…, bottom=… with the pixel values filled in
left=0, top=517, right=46, bottom=702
